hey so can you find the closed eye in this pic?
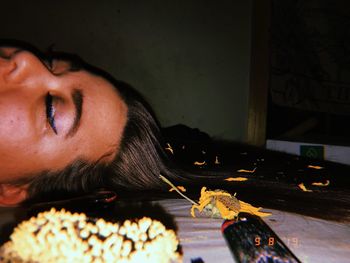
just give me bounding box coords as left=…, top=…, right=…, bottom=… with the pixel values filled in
left=45, top=93, right=58, bottom=134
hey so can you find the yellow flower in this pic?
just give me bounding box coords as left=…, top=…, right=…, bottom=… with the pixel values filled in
left=159, top=175, right=271, bottom=220
left=191, top=187, right=270, bottom=220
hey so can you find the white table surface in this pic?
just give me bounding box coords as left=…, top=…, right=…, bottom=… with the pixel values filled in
left=155, top=199, right=350, bottom=263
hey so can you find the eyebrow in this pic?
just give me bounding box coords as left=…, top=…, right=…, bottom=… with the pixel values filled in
left=66, top=89, right=83, bottom=138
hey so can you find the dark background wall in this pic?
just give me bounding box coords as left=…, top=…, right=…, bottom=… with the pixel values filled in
left=0, top=0, right=253, bottom=141
left=267, top=0, right=350, bottom=145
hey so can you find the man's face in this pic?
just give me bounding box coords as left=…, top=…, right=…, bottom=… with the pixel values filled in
left=0, top=47, right=127, bottom=183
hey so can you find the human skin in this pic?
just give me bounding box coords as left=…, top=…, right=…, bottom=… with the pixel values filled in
left=0, top=47, right=128, bottom=205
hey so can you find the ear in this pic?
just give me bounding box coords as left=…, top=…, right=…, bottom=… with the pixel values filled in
left=0, top=183, right=28, bottom=207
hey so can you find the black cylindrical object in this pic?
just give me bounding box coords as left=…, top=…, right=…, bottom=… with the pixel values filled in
left=222, top=213, right=301, bottom=263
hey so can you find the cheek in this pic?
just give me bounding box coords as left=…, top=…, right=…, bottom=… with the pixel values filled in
left=0, top=113, right=36, bottom=168
left=0, top=97, right=43, bottom=180
left=0, top=99, right=44, bottom=176
left=0, top=103, right=32, bottom=146
left=0, top=130, right=41, bottom=182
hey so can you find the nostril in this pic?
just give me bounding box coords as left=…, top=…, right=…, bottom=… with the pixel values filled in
left=2, top=50, right=47, bottom=83
left=0, top=48, right=22, bottom=76
left=0, top=58, right=17, bottom=78
left=5, top=51, right=35, bottom=81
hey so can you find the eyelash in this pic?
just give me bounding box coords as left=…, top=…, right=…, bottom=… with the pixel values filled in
left=45, top=93, right=58, bottom=134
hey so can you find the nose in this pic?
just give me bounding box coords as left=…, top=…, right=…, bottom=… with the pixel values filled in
left=2, top=50, right=49, bottom=84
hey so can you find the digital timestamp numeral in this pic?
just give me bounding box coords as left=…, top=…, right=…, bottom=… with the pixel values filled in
left=254, top=236, right=299, bottom=247
left=285, top=237, right=299, bottom=247
left=254, top=237, right=275, bottom=246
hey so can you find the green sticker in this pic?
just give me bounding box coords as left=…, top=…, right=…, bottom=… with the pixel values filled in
left=300, top=145, right=324, bottom=159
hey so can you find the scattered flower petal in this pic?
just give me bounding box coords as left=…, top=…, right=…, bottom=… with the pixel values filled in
left=169, top=186, right=187, bottom=192
left=194, top=161, right=206, bottom=166
left=165, top=143, right=174, bottom=154
left=224, top=177, right=248, bottom=182
left=160, top=175, right=197, bottom=205
left=311, top=180, right=330, bottom=187
left=238, top=200, right=271, bottom=217
left=298, top=183, right=313, bottom=192
left=237, top=168, right=256, bottom=173
left=307, top=165, right=324, bottom=170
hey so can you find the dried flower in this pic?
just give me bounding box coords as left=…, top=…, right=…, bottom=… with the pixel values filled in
left=160, top=175, right=271, bottom=220
left=191, top=187, right=271, bottom=220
